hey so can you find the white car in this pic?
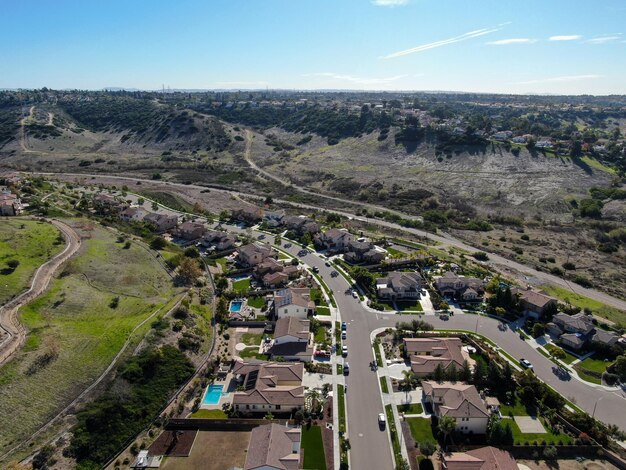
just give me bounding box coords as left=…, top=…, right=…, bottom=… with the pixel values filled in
left=519, top=358, right=533, bottom=370
left=342, top=345, right=348, bottom=357
left=352, top=290, right=358, bottom=298
left=378, top=413, right=386, bottom=427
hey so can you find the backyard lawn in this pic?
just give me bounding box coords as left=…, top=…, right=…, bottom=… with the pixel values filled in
left=0, top=220, right=180, bottom=456
left=246, top=296, right=265, bottom=309
left=190, top=409, right=227, bottom=419
left=506, top=418, right=572, bottom=445
left=498, top=395, right=533, bottom=417
left=314, top=327, right=327, bottom=344
left=241, top=332, right=264, bottom=345
left=301, top=425, right=327, bottom=470
left=0, top=219, right=64, bottom=305
left=407, top=417, right=435, bottom=443
left=232, top=277, right=251, bottom=294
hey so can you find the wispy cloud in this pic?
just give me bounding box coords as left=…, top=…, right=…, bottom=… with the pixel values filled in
left=549, top=35, right=581, bottom=41
left=371, top=0, right=409, bottom=6
left=515, top=74, right=602, bottom=85
left=486, top=38, right=536, bottom=45
left=303, top=72, right=408, bottom=85
left=585, top=34, right=622, bottom=44
left=383, top=25, right=506, bottom=59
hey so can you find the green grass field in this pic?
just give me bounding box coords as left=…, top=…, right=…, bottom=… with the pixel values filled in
left=506, top=418, right=572, bottom=445
left=406, top=417, right=435, bottom=443
left=301, top=425, right=327, bottom=470
left=0, top=219, right=64, bottom=305
left=0, top=220, right=179, bottom=453
left=573, top=355, right=611, bottom=384
left=232, top=277, right=251, bottom=294
left=544, top=344, right=577, bottom=364
left=241, top=332, right=264, bottom=345
left=247, top=296, right=265, bottom=309
left=399, top=403, right=423, bottom=414
left=190, top=409, right=227, bottom=419
left=315, top=306, right=331, bottom=316
left=540, top=285, right=626, bottom=327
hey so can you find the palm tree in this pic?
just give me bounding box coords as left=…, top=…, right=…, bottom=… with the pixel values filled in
left=400, top=370, right=415, bottom=403
left=306, top=388, right=322, bottom=415
left=438, top=416, right=457, bottom=448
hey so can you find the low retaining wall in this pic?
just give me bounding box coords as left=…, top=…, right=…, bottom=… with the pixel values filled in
left=166, top=418, right=295, bottom=432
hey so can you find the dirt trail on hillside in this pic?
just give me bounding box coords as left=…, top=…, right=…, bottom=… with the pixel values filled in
left=0, top=219, right=81, bottom=365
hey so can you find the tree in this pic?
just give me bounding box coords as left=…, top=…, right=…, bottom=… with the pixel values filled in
left=543, top=445, right=558, bottom=460
left=613, top=355, right=626, bottom=381
left=532, top=323, right=545, bottom=338
left=150, top=237, right=167, bottom=250
left=460, top=360, right=472, bottom=382
left=7, top=259, right=20, bottom=269
left=446, top=363, right=458, bottom=382
left=216, top=296, right=229, bottom=323
left=438, top=416, right=457, bottom=447
left=151, top=202, right=159, bottom=211
left=178, top=257, right=202, bottom=285
left=433, top=363, right=446, bottom=383
left=550, top=346, right=567, bottom=363
left=419, top=440, right=437, bottom=457
left=184, top=246, right=200, bottom=258
left=400, top=370, right=415, bottom=402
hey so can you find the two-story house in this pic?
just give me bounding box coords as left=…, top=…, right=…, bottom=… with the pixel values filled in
left=237, top=243, right=278, bottom=268
left=435, top=272, right=485, bottom=302
left=404, top=337, right=469, bottom=377
left=176, top=221, right=207, bottom=241
left=143, top=212, right=179, bottom=233
left=377, top=271, right=424, bottom=301
left=422, top=381, right=489, bottom=434
left=231, top=206, right=263, bottom=225
left=511, top=287, right=557, bottom=319
left=201, top=230, right=237, bottom=252
left=119, top=206, right=149, bottom=222
left=273, top=288, right=315, bottom=319
left=268, top=317, right=314, bottom=362
left=343, top=240, right=386, bottom=265
left=314, top=228, right=353, bottom=252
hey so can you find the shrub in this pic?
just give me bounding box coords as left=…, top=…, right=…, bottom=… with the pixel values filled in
left=472, top=251, right=489, bottom=261
left=6, top=259, right=20, bottom=269
left=109, top=297, right=120, bottom=309
left=562, top=261, right=576, bottom=270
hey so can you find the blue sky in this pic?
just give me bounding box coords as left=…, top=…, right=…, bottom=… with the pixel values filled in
left=1, top=0, right=625, bottom=94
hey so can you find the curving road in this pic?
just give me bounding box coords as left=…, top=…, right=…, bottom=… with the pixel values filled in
left=35, top=171, right=626, bottom=315
left=0, top=219, right=81, bottom=365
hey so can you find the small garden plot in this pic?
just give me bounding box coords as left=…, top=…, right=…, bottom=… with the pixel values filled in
left=241, top=332, right=264, bottom=346
left=246, top=295, right=266, bottom=309
left=301, top=425, right=327, bottom=470
left=545, top=344, right=577, bottom=364
left=407, top=417, right=435, bottom=443
left=316, top=306, right=331, bottom=316
left=231, top=277, right=251, bottom=294
left=399, top=403, right=423, bottom=414
left=574, top=355, right=611, bottom=384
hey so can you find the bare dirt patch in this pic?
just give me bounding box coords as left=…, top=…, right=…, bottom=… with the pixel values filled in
left=159, top=430, right=250, bottom=470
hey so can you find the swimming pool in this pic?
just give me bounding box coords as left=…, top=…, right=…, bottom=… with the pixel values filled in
left=202, top=384, right=224, bottom=405
left=230, top=300, right=243, bottom=313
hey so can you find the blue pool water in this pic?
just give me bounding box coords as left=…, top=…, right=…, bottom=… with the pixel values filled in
left=202, top=384, right=224, bottom=405
left=230, top=300, right=243, bottom=313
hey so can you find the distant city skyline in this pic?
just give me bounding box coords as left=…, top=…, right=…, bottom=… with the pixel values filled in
left=1, top=0, right=625, bottom=95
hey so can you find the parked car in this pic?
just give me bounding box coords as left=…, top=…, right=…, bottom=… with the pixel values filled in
left=331, top=271, right=339, bottom=277
left=342, top=345, right=348, bottom=357
left=440, top=314, right=449, bottom=321
left=343, top=362, right=350, bottom=375
left=341, top=331, right=347, bottom=340
left=284, top=243, right=292, bottom=248
left=378, top=413, right=386, bottom=428
left=352, top=290, right=358, bottom=299
left=341, top=322, right=347, bottom=330
left=520, top=358, right=533, bottom=370
left=312, top=266, right=319, bottom=273
left=325, top=261, right=331, bottom=267
left=257, top=234, right=265, bottom=240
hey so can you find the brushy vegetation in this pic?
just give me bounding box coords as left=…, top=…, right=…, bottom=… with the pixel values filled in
left=67, top=345, right=194, bottom=467
left=0, top=219, right=64, bottom=305
left=0, top=222, right=178, bottom=454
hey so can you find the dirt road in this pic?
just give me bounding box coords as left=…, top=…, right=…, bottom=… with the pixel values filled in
left=0, top=219, right=81, bottom=365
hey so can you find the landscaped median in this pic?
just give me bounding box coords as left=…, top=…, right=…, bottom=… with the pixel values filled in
left=385, top=404, right=403, bottom=465
left=379, top=376, right=389, bottom=394
left=311, top=271, right=337, bottom=308
left=337, top=384, right=349, bottom=466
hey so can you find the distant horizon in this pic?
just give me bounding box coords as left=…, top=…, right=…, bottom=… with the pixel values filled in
left=2, top=86, right=625, bottom=98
